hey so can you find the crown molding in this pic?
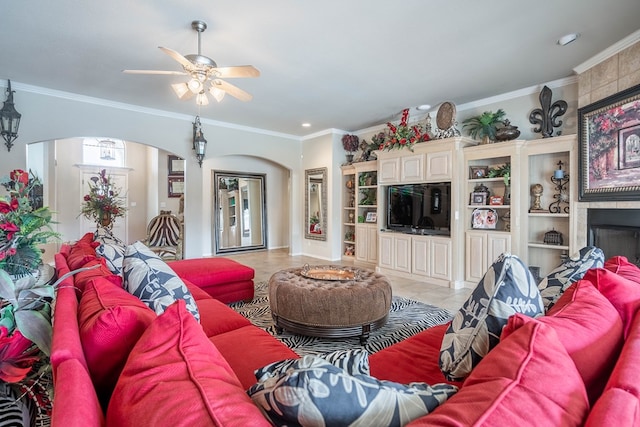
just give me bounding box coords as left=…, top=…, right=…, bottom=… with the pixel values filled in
left=1, top=80, right=300, bottom=141
left=574, top=29, right=640, bottom=74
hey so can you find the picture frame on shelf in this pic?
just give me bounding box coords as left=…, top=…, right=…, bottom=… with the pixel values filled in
left=469, top=166, right=489, bottom=179
left=489, top=195, right=503, bottom=205
left=365, top=212, right=377, bottom=223
left=168, top=155, right=185, bottom=176
left=472, top=208, right=498, bottom=229
left=470, top=192, right=487, bottom=205
left=168, top=176, right=184, bottom=198
left=578, top=83, right=640, bottom=201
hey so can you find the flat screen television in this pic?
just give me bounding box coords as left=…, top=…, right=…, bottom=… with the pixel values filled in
left=386, top=182, right=451, bottom=236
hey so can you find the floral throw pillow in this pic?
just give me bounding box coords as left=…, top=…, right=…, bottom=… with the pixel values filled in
left=94, top=227, right=126, bottom=275
left=123, top=241, right=200, bottom=322
left=538, top=246, right=604, bottom=311
left=254, top=348, right=370, bottom=383
left=439, top=253, right=543, bottom=382
left=248, top=356, right=457, bottom=427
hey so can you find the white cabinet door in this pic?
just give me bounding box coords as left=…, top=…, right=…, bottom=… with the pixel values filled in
left=431, top=237, right=452, bottom=281
left=378, top=158, right=400, bottom=184
left=366, top=227, right=378, bottom=263
left=378, top=233, right=394, bottom=269
left=425, top=150, right=452, bottom=181
left=412, top=236, right=430, bottom=277
left=401, top=154, right=424, bottom=182
left=487, top=233, right=511, bottom=265
left=356, top=225, right=369, bottom=263
left=465, top=231, right=488, bottom=283
left=394, top=234, right=412, bottom=273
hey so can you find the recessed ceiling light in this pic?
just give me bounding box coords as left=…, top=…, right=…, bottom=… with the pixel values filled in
left=302, top=123, right=311, bottom=127
left=416, top=104, right=431, bottom=111
left=557, top=33, right=580, bottom=46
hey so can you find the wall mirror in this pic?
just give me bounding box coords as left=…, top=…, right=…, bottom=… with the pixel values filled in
left=305, top=167, right=327, bottom=241
left=213, top=170, right=267, bottom=254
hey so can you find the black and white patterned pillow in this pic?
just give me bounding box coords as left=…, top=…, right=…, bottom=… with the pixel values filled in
left=538, top=246, right=604, bottom=311
left=94, top=227, right=126, bottom=275
left=123, top=241, right=200, bottom=322
left=439, top=253, right=543, bottom=382
left=248, top=357, right=457, bottom=427
left=255, top=348, right=370, bottom=383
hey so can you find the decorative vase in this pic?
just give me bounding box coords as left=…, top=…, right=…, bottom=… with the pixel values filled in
left=504, top=184, right=511, bottom=205
left=346, top=154, right=354, bottom=164
left=481, top=135, right=491, bottom=145
left=495, top=120, right=521, bottom=141
left=100, top=212, right=112, bottom=227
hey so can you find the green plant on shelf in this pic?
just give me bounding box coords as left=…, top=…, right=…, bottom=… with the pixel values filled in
left=359, top=189, right=376, bottom=205
left=488, top=163, right=511, bottom=185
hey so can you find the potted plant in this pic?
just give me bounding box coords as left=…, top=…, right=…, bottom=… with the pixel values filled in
left=0, top=170, right=59, bottom=278
left=341, top=134, right=359, bottom=164
left=462, top=109, right=507, bottom=144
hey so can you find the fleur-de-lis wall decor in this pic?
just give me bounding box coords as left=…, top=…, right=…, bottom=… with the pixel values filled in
left=529, top=85, right=568, bottom=138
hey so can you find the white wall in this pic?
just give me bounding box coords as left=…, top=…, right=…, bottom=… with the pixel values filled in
left=0, top=85, right=302, bottom=258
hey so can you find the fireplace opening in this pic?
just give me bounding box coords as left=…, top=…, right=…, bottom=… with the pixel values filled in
left=587, top=209, right=640, bottom=267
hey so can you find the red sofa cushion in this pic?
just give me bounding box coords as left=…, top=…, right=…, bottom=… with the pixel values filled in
left=584, top=268, right=640, bottom=337
left=604, top=255, right=640, bottom=284
left=75, top=258, right=122, bottom=292
left=370, top=323, right=460, bottom=386
left=167, top=257, right=255, bottom=303
left=79, top=277, right=156, bottom=404
left=210, top=325, right=299, bottom=389
left=66, top=241, right=99, bottom=270
left=410, top=320, right=589, bottom=426
left=586, top=388, right=640, bottom=426
left=168, top=257, right=255, bottom=286
left=51, top=358, right=105, bottom=427
left=106, top=300, right=271, bottom=427
left=196, top=298, right=252, bottom=337
left=503, top=280, right=624, bottom=404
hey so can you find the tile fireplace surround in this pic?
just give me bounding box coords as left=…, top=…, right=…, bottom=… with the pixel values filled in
left=576, top=201, right=640, bottom=263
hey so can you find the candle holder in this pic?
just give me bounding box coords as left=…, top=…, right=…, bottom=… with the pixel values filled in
left=549, top=161, right=569, bottom=213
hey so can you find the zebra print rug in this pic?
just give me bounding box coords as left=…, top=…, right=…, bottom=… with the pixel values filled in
left=229, top=281, right=452, bottom=356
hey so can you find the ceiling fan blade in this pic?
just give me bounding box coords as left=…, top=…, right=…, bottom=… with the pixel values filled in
left=213, top=65, right=260, bottom=79
left=211, top=80, right=253, bottom=102
left=123, top=69, right=187, bottom=76
left=159, top=46, right=194, bottom=69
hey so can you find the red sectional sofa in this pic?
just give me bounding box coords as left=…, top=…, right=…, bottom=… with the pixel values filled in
left=50, top=235, right=640, bottom=426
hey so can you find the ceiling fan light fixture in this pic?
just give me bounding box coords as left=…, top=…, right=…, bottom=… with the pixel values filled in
left=188, top=78, right=203, bottom=94
left=171, top=82, right=190, bottom=99
left=196, top=92, right=209, bottom=106
left=209, top=86, right=226, bottom=102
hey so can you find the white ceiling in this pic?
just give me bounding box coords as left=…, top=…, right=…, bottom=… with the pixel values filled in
left=1, top=0, right=639, bottom=137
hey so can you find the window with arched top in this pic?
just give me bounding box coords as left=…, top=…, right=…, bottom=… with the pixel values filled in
left=82, top=138, right=126, bottom=167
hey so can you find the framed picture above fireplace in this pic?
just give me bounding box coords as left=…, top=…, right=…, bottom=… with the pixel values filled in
left=578, top=83, right=640, bottom=201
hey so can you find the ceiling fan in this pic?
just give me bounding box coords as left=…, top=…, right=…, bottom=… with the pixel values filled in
left=124, top=20, right=259, bottom=105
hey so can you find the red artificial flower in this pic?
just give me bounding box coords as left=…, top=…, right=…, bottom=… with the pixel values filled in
left=0, top=327, right=39, bottom=383
left=83, top=195, right=91, bottom=201
left=0, top=222, right=20, bottom=240
left=0, top=201, right=12, bottom=214
left=9, top=169, right=29, bottom=186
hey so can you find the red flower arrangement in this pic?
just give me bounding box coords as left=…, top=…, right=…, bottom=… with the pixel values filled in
left=379, top=109, right=430, bottom=151
left=80, top=169, right=127, bottom=228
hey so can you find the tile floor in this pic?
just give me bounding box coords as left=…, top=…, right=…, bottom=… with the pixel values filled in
left=226, top=248, right=472, bottom=312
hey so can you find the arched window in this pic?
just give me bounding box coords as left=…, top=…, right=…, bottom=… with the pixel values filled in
left=82, top=138, right=126, bottom=167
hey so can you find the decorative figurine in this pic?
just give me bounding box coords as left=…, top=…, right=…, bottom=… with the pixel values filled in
left=530, top=183, right=548, bottom=213
left=529, top=85, right=568, bottom=138
left=549, top=160, right=570, bottom=213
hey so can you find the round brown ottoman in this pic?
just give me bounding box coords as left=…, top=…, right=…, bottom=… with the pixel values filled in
left=268, top=266, right=392, bottom=344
